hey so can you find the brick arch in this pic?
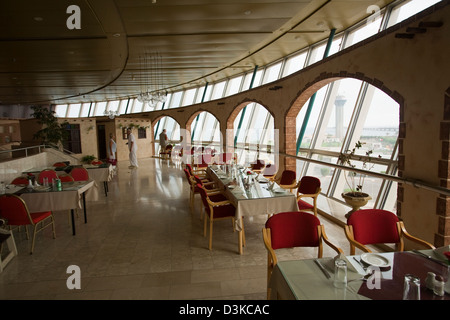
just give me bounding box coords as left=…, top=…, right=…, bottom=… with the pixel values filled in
left=284, top=73, right=405, bottom=168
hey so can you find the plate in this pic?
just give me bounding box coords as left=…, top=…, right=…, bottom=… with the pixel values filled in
left=228, top=185, right=236, bottom=190
left=360, top=253, right=390, bottom=269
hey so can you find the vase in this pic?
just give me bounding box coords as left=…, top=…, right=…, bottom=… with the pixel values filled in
left=341, top=192, right=372, bottom=219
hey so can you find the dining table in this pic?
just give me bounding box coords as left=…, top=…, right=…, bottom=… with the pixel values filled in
left=207, top=165, right=299, bottom=254
left=6, top=180, right=96, bottom=236
left=22, top=163, right=114, bottom=196
left=269, top=248, right=450, bottom=300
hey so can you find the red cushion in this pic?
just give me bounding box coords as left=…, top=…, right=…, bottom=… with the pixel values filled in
left=297, top=176, right=320, bottom=194
left=279, top=170, right=296, bottom=185
left=265, top=211, right=320, bottom=250
left=297, top=199, right=314, bottom=211
left=347, top=209, right=400, bottom=245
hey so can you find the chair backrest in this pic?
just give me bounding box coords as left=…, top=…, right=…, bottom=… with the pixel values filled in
left=297, top=176, right=321, bottom=195
left=265, top=211, right=321, bottom=249
left=185, top=164, right=194, bottom=175
left=263, top=163, right=277, bottom=176
left=70, top=167, right=89, bottom=181
left=59, top=174, right=74, bottom=182
left=11, top=177, right=29, bottom=185
left=251, top=159, right=265, bottom=171
left=0, top=194, right=32, bottom=226
left=197, top=183, right=211, bottom=215
left=38, top=169, right=58, bottom=184
left=53, top=162, right=67, bottom=167
left=279, top=170, right=296, bottom=185
left=347, top=209, right=401, bottom=245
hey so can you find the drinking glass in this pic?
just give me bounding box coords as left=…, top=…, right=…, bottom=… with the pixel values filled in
left=43, top=177, right=49, bottom=187
left=403, top=274, right=421, bottom=300
left=333, top=258, right=347, bottom=288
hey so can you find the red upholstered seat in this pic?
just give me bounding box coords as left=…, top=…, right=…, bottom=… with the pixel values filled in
left=37, top=169, right=58, bottom=185
left=0, top=194, right=56, bottom=254
left=279, top=170, right=296, bottom=185
left=11, top=176, right=29, bottom=185
left=262, top=211, right=342, bottom=299
left=296, top=176, right=321, bottom=216
left=70, top=167, right=89, bottom=181
left=345, top=209, right=435, bottom=254
left=197, top=183, right=239, bottom=251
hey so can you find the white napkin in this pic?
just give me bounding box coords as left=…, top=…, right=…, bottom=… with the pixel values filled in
left=231, top=186, right=244, bottom=194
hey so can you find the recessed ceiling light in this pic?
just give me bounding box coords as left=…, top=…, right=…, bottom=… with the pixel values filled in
left=113, top=33, right=121, bottom=37
left=33, top=16, right=43, bottom=22
left=244, top=10, right=252, bottom=15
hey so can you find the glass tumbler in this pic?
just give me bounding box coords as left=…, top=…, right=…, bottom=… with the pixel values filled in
left=403, top=274, right=421, bottom=300
left=333, top=258, right=347, bottom=288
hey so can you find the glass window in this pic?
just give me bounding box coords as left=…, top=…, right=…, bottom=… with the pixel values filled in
left=344, top=15, right=382, bottom=48
left=195, top=85, right=207, bottom=103
left=282, top=51, right=307, bottom=77
left=306, top=42, right=326, bottom=66
left=296, top=85, right=328, bottom=150
left=169, top=91, right=183, bottom=108
left=131, top=99, right=144, bottom=113
left=119, top=99, right=129, bottom=114
left=315, top=79, right=363, bottom=152
left=54, top=104, right=67, bottom=118
left=261, top=62, right=282, bottom=84
left=191, top=112, right=205, bottom=142
left=93, top=102, right=107, bottom=116
left=182, top=88, right=197, bottom=106
left=79, top=103, right=91, bottom=117
left=210, top=81, right=226, bottom=100
left=67, top=104, right=81, bottom=118
left=387, top=0, right=442, bottom=28
left=225, top=76, right=243, bottom=96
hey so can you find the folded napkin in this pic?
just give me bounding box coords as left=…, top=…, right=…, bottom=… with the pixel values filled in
left=434, top=245, right=450, bottom=262
left=231, top=186, right=244, bottom=194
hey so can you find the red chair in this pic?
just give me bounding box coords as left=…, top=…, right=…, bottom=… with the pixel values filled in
left=274, top=170, right=297, bottom=191
left=250, top=159, right=265, bottom=173
left=10, top=176, right=29, bottom=185
left=52, top=162, right=67, bottom=167
left=59, top=174, right=74, bottom=182
left=345, top=209, right=435, bottom=255
left=197, top=183, right=240, bottom=251
left=70, top=167, right=89, bottom=181
left=37, top=169, right=58, bottom=185
left=0, top=194, right=56, bottom=254
left=262, top=211, right=342, bottom=299
left=296, top=176, right=321, bottom=216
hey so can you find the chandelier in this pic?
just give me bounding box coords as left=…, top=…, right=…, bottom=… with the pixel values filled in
left=137, top=52, right=167, bottom=109
left=104, top=110, right=119, bottom=119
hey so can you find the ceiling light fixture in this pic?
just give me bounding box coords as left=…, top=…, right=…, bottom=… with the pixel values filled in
left=104, top=110, right=119, bottom=119
left=136, top=52, right=167, bottom=110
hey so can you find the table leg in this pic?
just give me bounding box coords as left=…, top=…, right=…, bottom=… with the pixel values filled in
left=238, top=230, right=243, bottom=255
left=71, top=209, right=76, bottom=236
left=83, top=193, right=87, bottom=223
left=103, top=181, right=108, bottom=196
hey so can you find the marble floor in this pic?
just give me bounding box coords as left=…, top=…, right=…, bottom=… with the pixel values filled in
left=0, top=157, right=353, bottom=300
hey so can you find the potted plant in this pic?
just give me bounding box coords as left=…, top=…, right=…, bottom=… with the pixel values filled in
left=338, top=141, right=380, bottom=219
left=81, top=155, right=96, bottom=164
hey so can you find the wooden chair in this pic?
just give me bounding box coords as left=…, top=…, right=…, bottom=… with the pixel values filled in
left=262, top=211, right=343, bottom=299
left=0, top=194, right=56, bottom=254
left=197, top=183, right=240, bottom=251
left=159, top=144, right=173, bottom=159
left=250, top=159, right=265, bottom=173
left=274, top=170, right=297, bottom=192
left=344, top=209, right=435, bottom=255
left=262, top=163, right=277, bottom=181
left=296, top=176, right=322, bottom=216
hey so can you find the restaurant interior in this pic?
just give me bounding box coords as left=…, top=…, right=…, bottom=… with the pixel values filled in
left=0, top=0, right=449, bottom=303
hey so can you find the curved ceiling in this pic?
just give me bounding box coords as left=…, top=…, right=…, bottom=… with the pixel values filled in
left=0, top=0, right=394, bottom=106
